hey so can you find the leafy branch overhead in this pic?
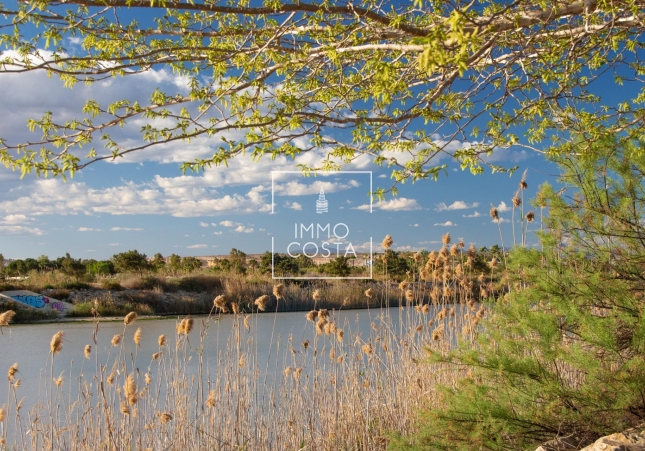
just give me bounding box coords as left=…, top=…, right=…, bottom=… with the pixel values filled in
left=1, top=0, right=645, bottom=187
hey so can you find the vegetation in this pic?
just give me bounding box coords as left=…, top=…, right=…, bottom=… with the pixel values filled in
left=2, top=1, right=644, bottom=188
left=390, top=139, right=645, bottom=450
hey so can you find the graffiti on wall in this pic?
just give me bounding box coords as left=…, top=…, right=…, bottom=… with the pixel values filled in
left=11, top=295, right=66, bottom=312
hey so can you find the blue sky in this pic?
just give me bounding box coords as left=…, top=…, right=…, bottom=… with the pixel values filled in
left=0, top=44, right=561, bottom=261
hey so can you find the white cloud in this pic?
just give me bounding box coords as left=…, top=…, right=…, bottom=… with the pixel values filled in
left=78, top=227, right=102, bottom=232
left=233, top=225, right=254, bottom=233
left=111, top=227, right=143, bottom=231
left=434, top=221, right=457, bottom=227
left=436, top=201, right=479, bottom=211
left=187, top=244, right=208, bottom=249
left=377, top=174, right=387, bottom=178
left=212, top=231, right=223, bottom=235
left=355, top=197, right=421, bottom=211
left=495, top=201, right=511, bottom=213
left=418, top=240, right=441, bottom=245
left=396, top=245, right=424, bottom=252
left=492, top=217, right=511, bottom=223
left=107, top=243, right=121, bottom=246
left=273, top=179, right=361, bottom=197
left=284, top=201, right=303, bottom=211
left=462, top=212, right=481, bottom=218
left=411, top=224, right=419, bottom=227
left=199, top=222, right=210, bottom=227
left=0, top=225, right=45, bottom=236
left=220, top=220, right=240, bottom=227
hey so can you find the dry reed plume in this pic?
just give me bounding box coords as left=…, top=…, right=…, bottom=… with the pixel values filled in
left=50, top=331, right=64, bottom=354
left=0, top=310, right=15, bottom=327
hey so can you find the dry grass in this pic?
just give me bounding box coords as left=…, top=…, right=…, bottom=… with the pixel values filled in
left=0, top=280, right=485, bottom=450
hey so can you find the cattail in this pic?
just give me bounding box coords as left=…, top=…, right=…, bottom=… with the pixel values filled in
left=336, top=329, right=344, bottom=342
left=526, top=211, right=535, bottom=222
left=302, top=340, right=309, bottom=349
left=177, top=318, right=194, bottom=335
left=152, top=352, right=162, bottom=360
left=54, top=374, right=63, bottom=387
left=243, top=315, right=251, bottom=330
left=442, top=233, right=451, bottom=245
left=450, top=244, right=459, bottom=257
left=273, top=284, right=285, bottom=300
left=489, top=257, right=499, bottom=269
left=7, top=363, right=18, bottom=382
left=381, top=234, right=393, bottom=250
left=159, top=412, right=173, bottom=424
left=145, top=373, right=152, bottom=385
left=84, top=345, right=92, bottom=359
left=50, top=331, right=64, bottom=355
left=305, top=310, right=318, bottom=322
left=432, top=325, right=444, bottom=341
left=0, top=406, right=4, bottom=422
left=214, top=295, right=229, bottom=313
left=364, top=288, right=373, bottom=298
left=254, top=295, right=269, bottom=311
left=124, top=312, right=137, bottom=325
left=415, top=325, right=423, bottom=333
left=422, top=304, right=430, bottom=314
left=293, top=368, right=302, bottom=379
left=520, top=169, right=528, bottom=189
left=120, top=403, right=130, bottom=415
left=362, top=343, right=374, bottom=355
left=405, top=290, right=414, bottom=302
left=231, top=302, right=240, bottom=315
left=111, top=334, right=122, bottom=346
left=206, top=390, right=216, bottom=408
left=133, top=328, right=142, bottom=346
left=107, top=372, right=115, bottom=385
left=158, top=335, right=166, bottom=347
left=0, top=310, right=16, bottom=327
left=316, top=318, right=328, bottom=335
left=312, top=289, right=321, bottom=302
left=490, top=205, right=499, bottom=221
left=512, top=189, right=521, bottom=207
left=318, top=309, right=329, bottom=319
left=399, top=281, right=408, bottom=291
left=125, top=374, right=137, bottom=405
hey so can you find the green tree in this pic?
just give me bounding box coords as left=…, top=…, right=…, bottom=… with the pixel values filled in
left=168, top=254, right=182, bottom=273
left=392, top=139, right=645, bottom=451
left=86, top=260, right=115, bottom=276
left=2, top=1, right=645, bottom=187
left=181, top=257, right=203, bottom=273
left=150, top=253, right=166, bottom=271
left=319, top=256, right=352, bottom=277
left=112, top=250, right=150, bottom=275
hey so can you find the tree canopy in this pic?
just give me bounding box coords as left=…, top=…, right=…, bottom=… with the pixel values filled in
left=2, top=0, right=645, bottom=193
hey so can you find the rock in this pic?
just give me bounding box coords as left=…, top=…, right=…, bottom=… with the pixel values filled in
left=535, top=427, right=645, bottom=451
left=580, top=427, right=645, bottom=451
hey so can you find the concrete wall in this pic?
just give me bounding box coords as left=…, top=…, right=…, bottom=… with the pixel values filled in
left=0, top=290, right=73, bottom=315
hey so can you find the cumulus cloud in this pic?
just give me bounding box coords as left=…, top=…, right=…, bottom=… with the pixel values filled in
left=495, top=201, right=511, bottom=213
left=462, top=212, right=481, bottom=218
left=436, top=201, right=479, bottom=211
left=78, top=227, right=102, bottom=232
left=199, top=222, right=210, bottom=227
left=213, top=231, right=223, bottom=235
left=220, top=220, right=240, bottom=227
left=187, top=244, right=208, bottom=249
left=355, top=197, right=421, bottom=211
left=284, top=201, right=303, bottom=211
left=111, top=227, right=143, bottom=231
left=434, top=221, right=457, bottom=227
left=233, top=225, right=254, bottom=233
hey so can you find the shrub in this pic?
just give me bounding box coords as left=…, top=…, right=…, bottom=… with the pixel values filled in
left=99, top=279, right=123, bottom=291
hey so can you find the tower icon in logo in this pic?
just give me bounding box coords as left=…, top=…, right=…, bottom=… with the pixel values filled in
left=316, top=187, right=328, bottom=214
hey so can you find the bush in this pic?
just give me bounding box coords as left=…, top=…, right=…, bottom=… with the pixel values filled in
left=68, top=299, right=154, bottom=317
left=391, top=140, right=645, bottom=451
left=99, top=279, right=123, bottom=291
left=62, top=281, right=90, bottom=290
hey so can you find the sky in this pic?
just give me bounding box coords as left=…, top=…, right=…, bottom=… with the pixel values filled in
left=0, top=44, right=561, bottom=261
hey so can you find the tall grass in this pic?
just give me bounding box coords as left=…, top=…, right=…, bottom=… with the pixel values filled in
left=0, top=253, right=494, bottom=450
